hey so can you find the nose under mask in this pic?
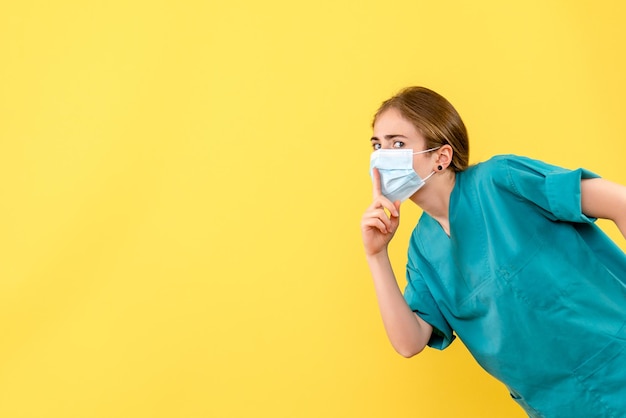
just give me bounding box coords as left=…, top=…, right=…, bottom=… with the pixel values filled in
left=369, top=147, right=439, bottom=202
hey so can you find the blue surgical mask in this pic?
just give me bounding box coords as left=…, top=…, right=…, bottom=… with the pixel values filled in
left=369, top=147, right=440, bottom=202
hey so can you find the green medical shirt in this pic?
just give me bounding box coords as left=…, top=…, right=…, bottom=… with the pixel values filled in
left=404, top=155, right=626, bottom=417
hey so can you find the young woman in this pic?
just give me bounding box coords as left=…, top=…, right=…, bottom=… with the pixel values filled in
left=361, top=86, right=626, bottom=417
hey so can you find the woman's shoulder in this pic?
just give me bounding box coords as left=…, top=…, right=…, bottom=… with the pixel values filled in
left=458, top=154, right=515, bottom=182
left=469, top=154, right=532, bottom=171
left=462, top=154, right=554, bottom=181
left=456, top=154, right=550, bottom=198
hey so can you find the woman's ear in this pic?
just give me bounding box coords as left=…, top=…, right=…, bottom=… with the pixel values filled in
left=435, top=144, right=454, bottom=170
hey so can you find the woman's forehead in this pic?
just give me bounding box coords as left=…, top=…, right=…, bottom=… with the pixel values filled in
left=373, top=108, right=421, bottom=137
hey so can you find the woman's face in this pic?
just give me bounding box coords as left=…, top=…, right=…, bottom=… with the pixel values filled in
left=371, top=107, right=436, bottom=179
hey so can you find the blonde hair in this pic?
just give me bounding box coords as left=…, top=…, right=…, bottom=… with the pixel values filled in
left=373, top=87, right=469, bottom=172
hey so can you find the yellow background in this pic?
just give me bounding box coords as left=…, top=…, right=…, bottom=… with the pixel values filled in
left=1, top=1, right=625, bottom=417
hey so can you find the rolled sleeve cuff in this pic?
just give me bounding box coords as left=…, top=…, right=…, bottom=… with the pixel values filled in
left=413, top=310, right=456, bottom=350
left=546, top=168, right=600, bottom=223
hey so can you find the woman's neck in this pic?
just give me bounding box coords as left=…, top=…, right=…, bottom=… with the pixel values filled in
left=410, top=170, right=456, bottom=236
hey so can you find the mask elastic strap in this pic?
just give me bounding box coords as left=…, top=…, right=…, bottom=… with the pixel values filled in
left=412, top=146, right=441, bottom=155
left=423, top=171, right=436, bottom=182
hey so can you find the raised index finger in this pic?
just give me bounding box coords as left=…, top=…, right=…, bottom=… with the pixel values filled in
left=371, top=167, right=399, bottom=216
left=372, top=167, right=383, bottom=199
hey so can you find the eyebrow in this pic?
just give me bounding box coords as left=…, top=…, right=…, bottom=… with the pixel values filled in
left=370, top=134, right=408, bottom=142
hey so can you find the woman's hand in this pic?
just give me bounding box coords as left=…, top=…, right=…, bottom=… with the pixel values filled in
left=361, top=168, right=402, bottom=256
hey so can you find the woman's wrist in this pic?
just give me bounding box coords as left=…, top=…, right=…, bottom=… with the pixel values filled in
left=365, top=247, right=389, bottom=261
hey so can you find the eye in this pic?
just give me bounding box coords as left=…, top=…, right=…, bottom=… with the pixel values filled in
left=372, top=143, right=381, bottom=150
left=392, top=141, right=405, bottom=148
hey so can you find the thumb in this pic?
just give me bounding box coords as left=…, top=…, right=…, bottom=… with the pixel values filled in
left=392, top=200, right=401, bottom=218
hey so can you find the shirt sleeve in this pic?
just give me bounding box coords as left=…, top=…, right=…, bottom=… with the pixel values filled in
left=404, top=264, right=455, bottom=350
left=498, top=155, right=600, bottom=223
